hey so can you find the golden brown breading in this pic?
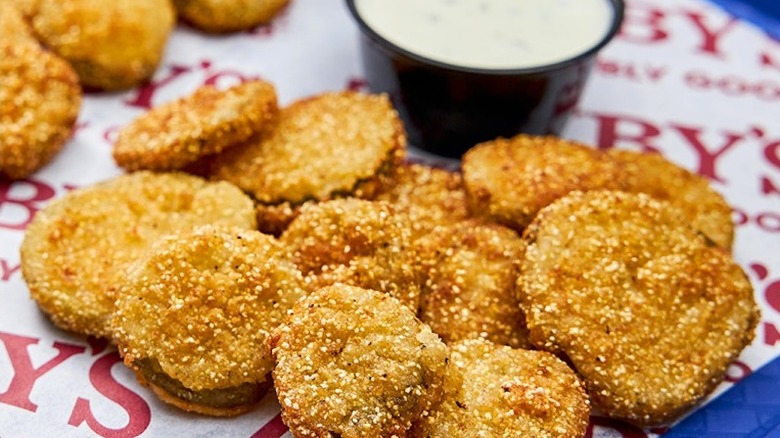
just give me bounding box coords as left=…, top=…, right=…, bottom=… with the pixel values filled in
left=410, top=339, right=590, bottom=438
left=0, top=1, right=36, bottom=45
left=112, top=225, right=306, bottom=416
left=280, top=198, right=422, bottom=311
left=461, top=135, right=622, bottom=231
left=29, top=0, right=175, bottom=90
left=20, top=172, right=257, bottom=338
left=375, top=163, right=470, bottom=236
left=417, top=220, right=529, bottom=349
left=607, top=149, right=734, bottom=249
left=0, top=41, right=81, bottom=179
left=270, top=284, right=450, bottom=438
left=175, top=0, right=289, bottom=33
left=113, top=81, right=278, bottom=171
left=211, top=91, right=405, bottom=234
left=519, top=190, right=759, bottom=427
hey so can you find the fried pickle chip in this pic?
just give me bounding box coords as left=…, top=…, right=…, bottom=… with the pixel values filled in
left=175, top=0, right=289, bottom=33
left=20, top=172, right=257, bottom=338
left=270, top=284, right=449, bottom=438
left=211, top=91, right=405, bottom=234
left=411, top=338, right=590, bottom=438
left=607, top=149, right=734, bottom=249
left=417, top=220, right=529, bottom=349
left=113, top=80, right=278, bottom=171
left=375, top=163, right=470, bottom=236
left=29, top=0, right=175, bottom=90
left=0, top=41, right=81, bottom=180
left=461, top=135, right=621, bottom=231
left=112, top=225, right=306, bottom=416
left=280, top=198, right=422, bottom=311
left=0, top=1, right=36, bottom=45
left=519, top=190, right=759, bottom=427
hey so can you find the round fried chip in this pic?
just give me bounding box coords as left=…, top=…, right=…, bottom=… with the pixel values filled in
left=270, top=284, right=450, bottom=438
left=0, top=41, right=81, bottom=180
left=20, top=172, right=257, bottom=338
left=411, top=338, right=590, bottom=438
left=519, top=190, right=759, bottom=427
left=175, top=0, right=289, bottom=33
left=607, top=149, right=734, bottom=250
left=0, top=1, right=36, bottom=45
left=113, top=80, right=279, bottom=171
left=462, top=135, right=621, bottom=231
left=29, top=0, right=175, bottom=90
left=112, top=225, right=306, bottom=416
left=211, top=91, right=405, bottom=233
left=280, top=198, right=423, bottom=311
left=375, top=163, right=470, bottom=236
left=417, top=220, right=529, bottom=349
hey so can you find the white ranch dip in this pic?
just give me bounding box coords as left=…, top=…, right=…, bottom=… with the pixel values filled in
left=354, top=0, right=615, bottom=70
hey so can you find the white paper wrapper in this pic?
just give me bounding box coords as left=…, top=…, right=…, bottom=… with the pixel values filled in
left=1, top=0, right=779, bottom=436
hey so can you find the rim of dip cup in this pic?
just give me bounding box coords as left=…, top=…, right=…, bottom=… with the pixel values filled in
left=346, top=0, right=625, bottom=76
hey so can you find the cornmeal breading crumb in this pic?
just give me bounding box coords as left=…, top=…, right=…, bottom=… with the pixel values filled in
left=29, top=0, right=175, bottom=90
left=112, top=225, right=306, bottom=416
left=281, top=198, right=423, bottom=311
left=270, top=284, right=449, bottom=438
left=410, top=338, right=590, bottom=438
left=0, top=40, right=80, bottom=179
left=417, top=220, right=530, bottom=349
left=114, top=80, right=278, bottom=171
left=20, top=172, right=256, bottom=338
left=520, top=190, right=759, bottom=427
left=211, top=91, right=405, bottom=233
left=375, top=163, right=470, bottom=236
left=462, top=135, right=622, bottom=231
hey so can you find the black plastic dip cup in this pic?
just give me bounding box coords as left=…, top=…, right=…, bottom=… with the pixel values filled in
left=347, top=0, right=624, bottom=158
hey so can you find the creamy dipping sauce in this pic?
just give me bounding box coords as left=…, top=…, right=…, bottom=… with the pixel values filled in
left=354, top=0, right=615, bottom=70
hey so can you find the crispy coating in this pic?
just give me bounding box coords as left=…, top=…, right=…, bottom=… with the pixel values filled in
left=20, top=172, right=257, bottom=338
left=211, top=91, right=405, bottom=233
left=417, top=220, right=529, bottom=349
left=0, top=41, right=80, bottom=180
left=113, top=81, right=279, bottom=171
left=29, top=0, right=175, bottom=90
left=280, top=199, right=423, bottom=311
left=462, top=135, right=622, bottom=231
left=1, top=1, right=36, bottom=45
left=112, top=225, right=306, bottom=416
left=519, top=190, right=759, bottom=427
left=607, top=149, right=734, bottom=249
left=270, top=284, right=450, bottom=438
left=375, top=163, right=470, bottom=236
left=411, top=339, right=590, bottom=438
left=175, top=0, right=289, bottom=33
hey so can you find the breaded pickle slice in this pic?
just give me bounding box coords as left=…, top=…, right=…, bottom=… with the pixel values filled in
left=0, top=1, right=36, bottom=45
left=270, top=284, right=449, bottom=438
left=211, top=91, right=405, bottom=233
left=375, top=163, right=470, bottom=236
left=462, top=135, right=621, bottom=231
left=607, top=149, right=734, bottom=249
left=410, top=339, right=590, bottom=438
left=113, top=80, right=278, bottom=171
left=20, top=172, right=256, bottom=338
left=113, top=225, right=306, bottom=416
left=417, top=220, right=529, bottom=348
left=0, top=41, right=81, bottom=179
left=280, top=198, right=422, bottom=311
left=175, top=0, right=289, bottom=33
left=29, top=0, right=175, bottom=90
left=519, top=190, right=759, bottom=427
